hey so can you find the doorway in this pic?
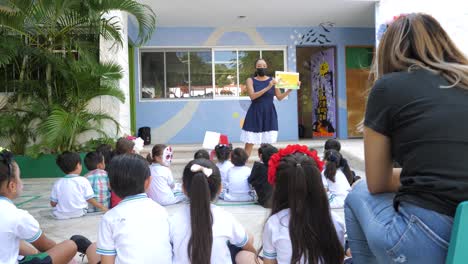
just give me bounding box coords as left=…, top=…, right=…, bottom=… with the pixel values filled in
left=296, top=46, right=337, bottom=139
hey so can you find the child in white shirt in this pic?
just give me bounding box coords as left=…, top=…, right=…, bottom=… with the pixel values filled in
left=50, top=152, right=107, bottom=219
left=221, top=148, right=256, bottom=202
left=214, top=143, right=234, bottom=187
left=146, top=144, right=185, bottom=205
left=169, top=158, right=258, bottom=264
left=322, top=150, right=352, bottom=209
left=0, top=148, right=99, bottom=264
left=97, top=154, right=172, bottom=264
left=262, top=145, right=345, bottom=264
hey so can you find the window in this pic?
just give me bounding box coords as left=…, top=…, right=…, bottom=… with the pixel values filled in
left=140, top=48, right=285, bottom=100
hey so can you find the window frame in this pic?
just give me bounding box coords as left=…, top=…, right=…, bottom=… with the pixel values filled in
left=138, top=46, right=288, bottom=102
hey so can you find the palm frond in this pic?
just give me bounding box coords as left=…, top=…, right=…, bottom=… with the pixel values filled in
left=88, top=0, right=156, bottom=46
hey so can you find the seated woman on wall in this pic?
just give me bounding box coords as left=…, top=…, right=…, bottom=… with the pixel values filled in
left=344, top=13, right=468, bottom=264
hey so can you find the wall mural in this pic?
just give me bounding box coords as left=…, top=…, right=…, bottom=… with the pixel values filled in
left=311, top=48, right=336, bottom=138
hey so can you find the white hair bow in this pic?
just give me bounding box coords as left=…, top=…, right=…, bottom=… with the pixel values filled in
left=190, top=164, right=213, bottom=177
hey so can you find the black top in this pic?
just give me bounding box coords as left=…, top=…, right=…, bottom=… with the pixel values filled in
left=365, top=69, right=468, bottom=217
left=248, top=161, right=272, bottom=208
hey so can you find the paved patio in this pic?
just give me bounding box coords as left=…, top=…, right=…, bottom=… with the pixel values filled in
left=15, top=139, right=365, bottom=263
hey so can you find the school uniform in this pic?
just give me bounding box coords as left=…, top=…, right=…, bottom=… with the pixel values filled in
left=222, top=166, right=256, bottom=202
left=216, top=161, right=234, bottom=188
left=0, top=196, right=49, bottom=264
left=97, top=193, right=172, bottom=264
left=50, top=174, right=95, bottom=219
left=169, top=204, right=249, bottom=264
left=321, top=169, right=352, bottom=209
left=262, top=209, right=345, bottom=264
left=147, top=163, right=184, bottom=206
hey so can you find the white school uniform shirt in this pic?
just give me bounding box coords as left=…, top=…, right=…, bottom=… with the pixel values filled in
left=170, top=204, right=249, bottom=264
left=226, top=165, right=251, bottom=194
left=0, top=196, right=43, bottom=264
left=321, top=169, right=351, bottom=208
left=216, top=160, right=234, bottom=187
left=147, top=163, right=178, bottom=206
left=50, top=174, right=95, bottom=219
left=262, top=209, right=345, bottom=264
left=97, top=193, right=172, bottom=264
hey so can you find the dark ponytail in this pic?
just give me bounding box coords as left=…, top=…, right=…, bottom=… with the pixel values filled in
left=183, top=159, right=221, bottom=264
left=339, top=158, right=354, bottom=185
left=269, top=152, right=344, bottom=264
left=324, top=150, right=341, bottom=182
left=146, top=144, right=167, bottom=163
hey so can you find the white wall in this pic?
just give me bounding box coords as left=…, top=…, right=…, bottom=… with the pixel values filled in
left=376, top=0, right=468, bottom=56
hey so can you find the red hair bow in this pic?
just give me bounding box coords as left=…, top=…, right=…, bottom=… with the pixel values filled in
left=267, top=144, right=324, bottom=185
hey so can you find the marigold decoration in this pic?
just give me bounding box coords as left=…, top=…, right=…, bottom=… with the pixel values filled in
left=267, top=144, right=324, bottom=185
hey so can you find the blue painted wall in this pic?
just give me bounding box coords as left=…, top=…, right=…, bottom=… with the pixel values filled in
left=129, top=23, right=374, bottom=144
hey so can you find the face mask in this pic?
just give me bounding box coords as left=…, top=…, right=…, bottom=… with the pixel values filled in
left=256, top=68, right=267, bottom=77
left=162, top=146, right=173, bottom=167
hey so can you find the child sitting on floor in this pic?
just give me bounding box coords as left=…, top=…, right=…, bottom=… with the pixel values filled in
left=146, top=144, right=185, bottom=206
left=169, top=159, right=258, bottom=264
left=261, top=145, right=345, bottom=263
left=109, top=137, right=135, bottom=208
left=324, top=139, right=359, bottom=185
left=221, top=148, right=256, bottom=202
left=50, top=152, right=107, bottom=219
left=0, top=148, right=98, bottom=264
left=214, top=143, right=233, bottom=188
left=248, top=144, right=277, bottom=208
left=84, top=151, right=110, bottom=213
left=322, top=149, right=352, bottom=209
left=96, top=154, right=172, bottom=263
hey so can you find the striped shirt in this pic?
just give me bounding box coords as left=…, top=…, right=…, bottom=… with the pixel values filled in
left=85, top=169, right=110, bottom=212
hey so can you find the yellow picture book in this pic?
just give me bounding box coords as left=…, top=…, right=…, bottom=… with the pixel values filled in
left=275, top=71, right=300, bottom=89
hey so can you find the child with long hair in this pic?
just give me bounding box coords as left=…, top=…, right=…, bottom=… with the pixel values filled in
left=146, top=144, right=185, bottom=205
left=324, top=139, right=357, bottom=185
left=262, top=145, right=345, bottom=264
left=169, top=159, right=257, bottom=264
left=322, top=150, right=351, bottom=209
left=214, top=143, right=234, bottom=187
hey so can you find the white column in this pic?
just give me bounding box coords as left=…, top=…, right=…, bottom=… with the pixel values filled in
left=99, top=11, right=131, bottom=137
left=376, top=0, right=468, bottom=56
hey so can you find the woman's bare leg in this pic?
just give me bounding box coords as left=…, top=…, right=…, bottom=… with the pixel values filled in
left=244, top=143, right=254, bottom=157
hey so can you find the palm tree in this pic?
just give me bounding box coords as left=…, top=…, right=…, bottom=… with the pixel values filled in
left=0, top=0, right=156, bottom=154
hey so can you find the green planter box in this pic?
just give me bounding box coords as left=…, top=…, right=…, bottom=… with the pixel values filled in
left=15, top=153, right=89, bottom=178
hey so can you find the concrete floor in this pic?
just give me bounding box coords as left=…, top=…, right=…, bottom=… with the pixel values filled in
left=15, top=139, right=365, bottom=263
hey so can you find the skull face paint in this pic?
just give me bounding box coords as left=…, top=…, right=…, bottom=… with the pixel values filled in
left=162, top=146, right=173, bottom=166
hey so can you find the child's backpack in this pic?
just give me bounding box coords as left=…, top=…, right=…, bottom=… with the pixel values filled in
left=138, top=127, right=151, bottom=145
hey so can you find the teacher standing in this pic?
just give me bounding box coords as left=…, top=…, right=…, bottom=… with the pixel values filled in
left=240, top=59, right=294, bottom=156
